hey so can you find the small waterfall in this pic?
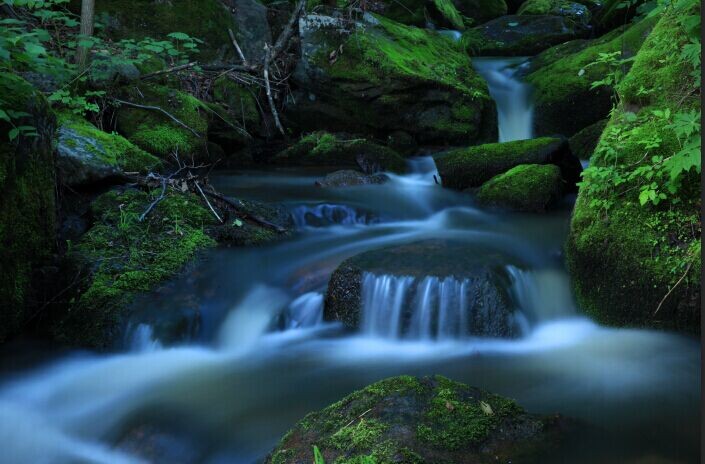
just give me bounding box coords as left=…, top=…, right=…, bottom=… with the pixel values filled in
left=285, top=292, right=324, bottom=329
left=506, top=266, right=577, bottom=323
left=125, top=323, right=162, bottom=352
left=360, top=272, right=522, bottom=340
left=291, top=204, right=377, bottom=228
left=472, top=58, right=534, bottom=142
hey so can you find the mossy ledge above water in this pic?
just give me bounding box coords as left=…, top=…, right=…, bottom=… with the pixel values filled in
left=477, top=163, right=564, bottom=212
left=267, top=375, right=571, bottom=464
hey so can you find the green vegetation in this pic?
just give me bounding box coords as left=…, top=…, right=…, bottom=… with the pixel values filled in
left=477, top=164, right=564, bottom=212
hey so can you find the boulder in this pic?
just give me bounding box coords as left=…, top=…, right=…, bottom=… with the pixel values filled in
left=275, top=132, right=406, bottom=172
left=315, top=170, right=389, bottom=188
left=288, top=14, right=497, bottom=146
left=518, top=0, right=592, bottom=26
left=267, top=375, right=572, bottom=464
left=56, top=112, right=160, bottom=186
left=566, top=4, right=700, bottom=333
left=365, top=0, right=466, bottom=30
left=453, top=0, right=508, bottom=25
left=568, top=118, right=607, bottom=161
left=0, top=73, right=57, bottom=342
left=230, top=0, right=272, bottom=63
left=461, top=15, right=590, bottom=56
left=324, top=240, right=522, bottom=338
left=477, top=164, right=564, bottom=212
left=434, top=137, right=581, bottom=190
left=525, top=16, right=656, bottom=136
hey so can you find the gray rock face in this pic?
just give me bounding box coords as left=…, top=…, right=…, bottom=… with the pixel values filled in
left=315, top=170, right=389, bottom=188
left=232, top=0, right=272, bottom=63
left=324, top=240, right=523, bottom=338
left=56, top=126, right=123, bottom=186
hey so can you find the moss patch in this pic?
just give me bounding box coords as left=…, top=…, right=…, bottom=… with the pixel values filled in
left=477, top=164, right=564, bottom=212
left=267, top=375, right=567, bottom=464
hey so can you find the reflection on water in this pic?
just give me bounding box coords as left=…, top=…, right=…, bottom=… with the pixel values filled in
left=0, top=162, right=699, bottom=464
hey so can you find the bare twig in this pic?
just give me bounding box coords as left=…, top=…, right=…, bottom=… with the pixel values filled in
left=203, top=189, right=287, bottom=233
left=263, top=44, right=286, bottom=137
left=653, top=260, right=694, bottom=316
left=270, top=0, right=306, bottom=63
left=112, top=98, right=202, bottom=138
left=341, top=408, right=373, bottom=429
left=195, top=181, right=223, bottom=223
left=139, top=176, right=167, bottom=222
left=228, top=28, right=248, bottom=65
left=140, top=61, right=198, bottom=80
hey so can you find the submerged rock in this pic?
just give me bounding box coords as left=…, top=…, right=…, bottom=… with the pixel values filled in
left=434, top=137, right=581, bottom=190
left=315, top=170, right=389, bottom=188
left=477, top=164, right=564, bottom=212
left=461, top=14, right=590, bottom=56
left=566, top=4, right=701, bottom=333
left=275, top=132, right=406, bottom=172
left=526, top=16, right=656, bottom=136
left=56, top=112, right=161, bottom=186
left=324, top=240, right=521, bottom=338
left=288, top=14, right=496, bottom=146
left=0, top=73, right=57, bottom=342
left=267, top=375, right=572, bottom=464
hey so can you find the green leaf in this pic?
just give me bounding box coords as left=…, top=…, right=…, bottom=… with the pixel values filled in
left=167, top=32, right=190, bottom=40
left=8, top=127, right=19, bottom=141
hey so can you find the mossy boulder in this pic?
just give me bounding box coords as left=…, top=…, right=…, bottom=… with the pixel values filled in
left=116, top=84, right=209, bottom=159
left=56, top=187, right=292, bottom=348
left=477, top=164, right=564, bottom=212
left=267, top=375, right=571, bottom=464
left=453, top=0, right=508, bottom=25
left=566, top=4, right=701, bottom=333
left=525, top=16, right=656, bottom=136
left=367, top=0, right=466, bottom=30
left=324, top=240, right=522, bottom=338
left=568, top=118, right=607, bottom=161
left=461, top=15, right=589, bottom=56
left=518, top=0, right=592, bottom=26
left=275, top=132, right=406, bottom=172
left=211, top=76, right=261, bottom=134
left=56, top=112, right=161, bottom=186
left=92, top=0, right=237, bottom=63
left=289, top=14, right=496, bottom=146
left=434, top=137, right=581, bottom=190
left=315, top=170, right=389, bottom=187
left=0, top=73, right=57, bottom=342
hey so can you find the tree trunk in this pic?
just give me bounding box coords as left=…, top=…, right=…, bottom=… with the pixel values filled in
left=76, top=0, right=95, bottom=71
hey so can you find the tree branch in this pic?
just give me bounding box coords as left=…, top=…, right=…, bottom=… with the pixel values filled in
left=112, top=98, right=202, bottom=138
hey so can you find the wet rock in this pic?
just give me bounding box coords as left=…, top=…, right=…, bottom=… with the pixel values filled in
left=453, top=0, right=508, bottom=24
left=324, top=240, right=521, bottom=338
left=477, top=164, right=565, bottom=212
left=0, top=73, right=57, bottom=342
left=56, top=112, right=160, bottom=187
left=230, top=0, right=272, bottom=63
left=518, top=0, right=592, bottom=26
left=434, top=137, right=581, bottom=190
left=287, top=14, right=496, bottom=146
left=267, top=375, right=573, bottom=464
left=568, top=118, right=608, bottom=161
left=315, top=170, right=389, bottom=188
left=275, top=132, right=406, bottom=172
left=461, top=15, right=590, bottom=56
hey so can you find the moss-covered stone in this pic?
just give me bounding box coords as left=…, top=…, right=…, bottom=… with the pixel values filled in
left=453, top=0, right=507, bottom=25
left=56, top=112, right=161, bottom=186
left=435, top=137, right=581, bottom=190
left=477, top=164, right=564, bottom=212
left=462, top=14, right=590, bottom=56
left=568, top=119, right=607, bottom=161
left=0, top=73, right=57, bottom=342
left=91, top=0, right=236, bottom=62
left=116, top=84, right=209, bottom=159
left=566, top=4, right=701, bottom=333
left=526, top=16, right=656, bottom=136
left=275, top=132, right=406, bottom=172
left=367, top=0, right=466, bottom=30
left=267, top=375, right=570, bottom=464
left=289, top=14, right=496, bottom=146
left=518, top=0, right=592, bottom=25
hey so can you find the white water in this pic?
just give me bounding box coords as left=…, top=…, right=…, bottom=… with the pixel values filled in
left=472, top=57, right=534, bottom=142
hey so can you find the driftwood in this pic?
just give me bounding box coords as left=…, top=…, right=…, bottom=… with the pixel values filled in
left=140, top=61, right=198, bottom=80
left=202, top=189, right=287, bottom=233
left=263, top=44, right=286, bottom=137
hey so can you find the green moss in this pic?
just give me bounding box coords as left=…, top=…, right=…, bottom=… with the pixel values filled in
left=58, top=112, right=161, bottom=173
left=518, top=0, right=591, bottom=24
left=93, top=0, right=234, bottom=62
left=455, top=0, right=508, bottom=25
left=57, top=188, right=217, bottom=348
left=0, top=73, right=56, bottom=342
left=567, top=4, right=700, bottom=332
left=568, top=119, right=607, bottom=160
left=211, top=77, right=261, bottom=130
left=116, top=84, right=208, bottom=158
left=477, top=164, right=563, bottom=212
left=432, top=0, right=465, bottom=30
left=435, top=137, right=565, bottom=189
left=276, top=132, right=406, bottom=172
left=526, top=16, right=656, bottom=135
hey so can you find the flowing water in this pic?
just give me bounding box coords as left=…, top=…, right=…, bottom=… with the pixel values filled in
left=0, top=60, right=699, bottom=464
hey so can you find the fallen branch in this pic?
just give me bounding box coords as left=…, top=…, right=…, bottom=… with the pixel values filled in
left=653, top=260, right=694, bottom=316
left=195, top=181, right=223, bottom=223
left=203, top=189, right=287, bottom=233
left=270, top=0, right=306, bottom=63
left=263, top=44, right=286, bottom=137
left=140, top=61, right=198, bottom=80
left=139, top=176, right=167, bottom=221
left=228, top=28, right=248, bottom=66
left=112, top=98, right=202, bottom=138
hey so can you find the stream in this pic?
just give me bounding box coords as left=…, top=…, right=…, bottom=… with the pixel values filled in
left=0, top=59, right=699, bottom=464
